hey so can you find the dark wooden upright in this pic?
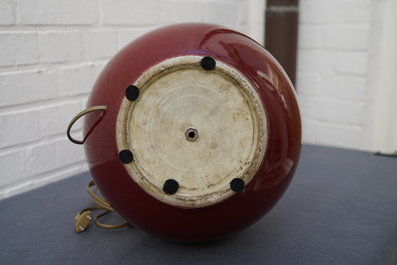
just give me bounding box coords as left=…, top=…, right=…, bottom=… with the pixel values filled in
left=265, top=0, right=299, bottom=87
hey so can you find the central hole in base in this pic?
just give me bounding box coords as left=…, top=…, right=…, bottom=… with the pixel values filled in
left=185, top=128, right=198, bottom=142
left=188, top=131, right=195, bottom=138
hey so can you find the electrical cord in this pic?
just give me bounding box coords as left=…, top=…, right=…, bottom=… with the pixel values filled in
left=74, top=180, right=133, bottom=232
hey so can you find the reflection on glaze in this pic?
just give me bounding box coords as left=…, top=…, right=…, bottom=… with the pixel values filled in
left=82, top=23, right=301, bottom=242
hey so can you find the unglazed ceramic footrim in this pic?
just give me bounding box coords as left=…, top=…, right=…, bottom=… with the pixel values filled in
left=116, top=56, right=267, bottom=208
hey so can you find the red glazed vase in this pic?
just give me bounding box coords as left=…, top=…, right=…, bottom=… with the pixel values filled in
left=78, top=23, right=301, bottom=242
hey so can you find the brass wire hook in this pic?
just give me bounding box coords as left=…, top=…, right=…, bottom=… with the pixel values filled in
left=66, top=105, right=107, bottom=145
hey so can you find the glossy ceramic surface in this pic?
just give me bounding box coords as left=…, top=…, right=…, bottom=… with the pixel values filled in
left=83, top=23, right=301, bottom=242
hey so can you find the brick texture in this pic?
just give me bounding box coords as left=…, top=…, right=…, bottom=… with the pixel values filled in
left=82, top=30, right=118, bottom=59
left=0, top=32, right=40, bottom=67
left=0, top=0, right=14, bottom=25
left=17, top=0, right=98, bottom=25
left=0, top=70, right=59, bottom=107
left=38, top=31, right=82, bottom=63
left=101, top=0, right=160, bottom=26
left=296, top=0, right=376, bottom=151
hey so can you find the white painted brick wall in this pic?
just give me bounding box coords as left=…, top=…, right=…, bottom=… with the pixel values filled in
left=0, top=0, right=257, bottom=200
left=17, top=0, right=99, bottom=25
left=300, top=0, right=371, bottom=24
left=38, top=31, right=82, bottom=63
left=82, top=30, right=118, bottom=59
left=296, top=0, right=386, bottom=150
left=0, top=69, right=59, bottom=107
left=0, top=32, right=39, bottom=66
left=0, top=0, right=14, bottom=25
left=160, top=1, right=204, bottom=23
left=101, top=0, right=160, bottom=26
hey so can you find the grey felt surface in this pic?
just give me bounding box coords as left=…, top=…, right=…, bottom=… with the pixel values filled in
left=1, top=144, right=396, bottom=264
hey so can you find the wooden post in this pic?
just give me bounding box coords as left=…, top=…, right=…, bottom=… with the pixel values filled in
left=265, top=0, right=299, bottom=87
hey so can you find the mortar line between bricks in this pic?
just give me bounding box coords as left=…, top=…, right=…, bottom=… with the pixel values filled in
left=0, top=25, right=155, bottom=31
left=0, top=129, right=84, bottom=154
left=301, top=117, right=363, bottom=130
left=0, top=60, right=110, bottom=73
left=298, top=95, right=366, bottom=104
left=0, top=97, right=89, bottom=115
